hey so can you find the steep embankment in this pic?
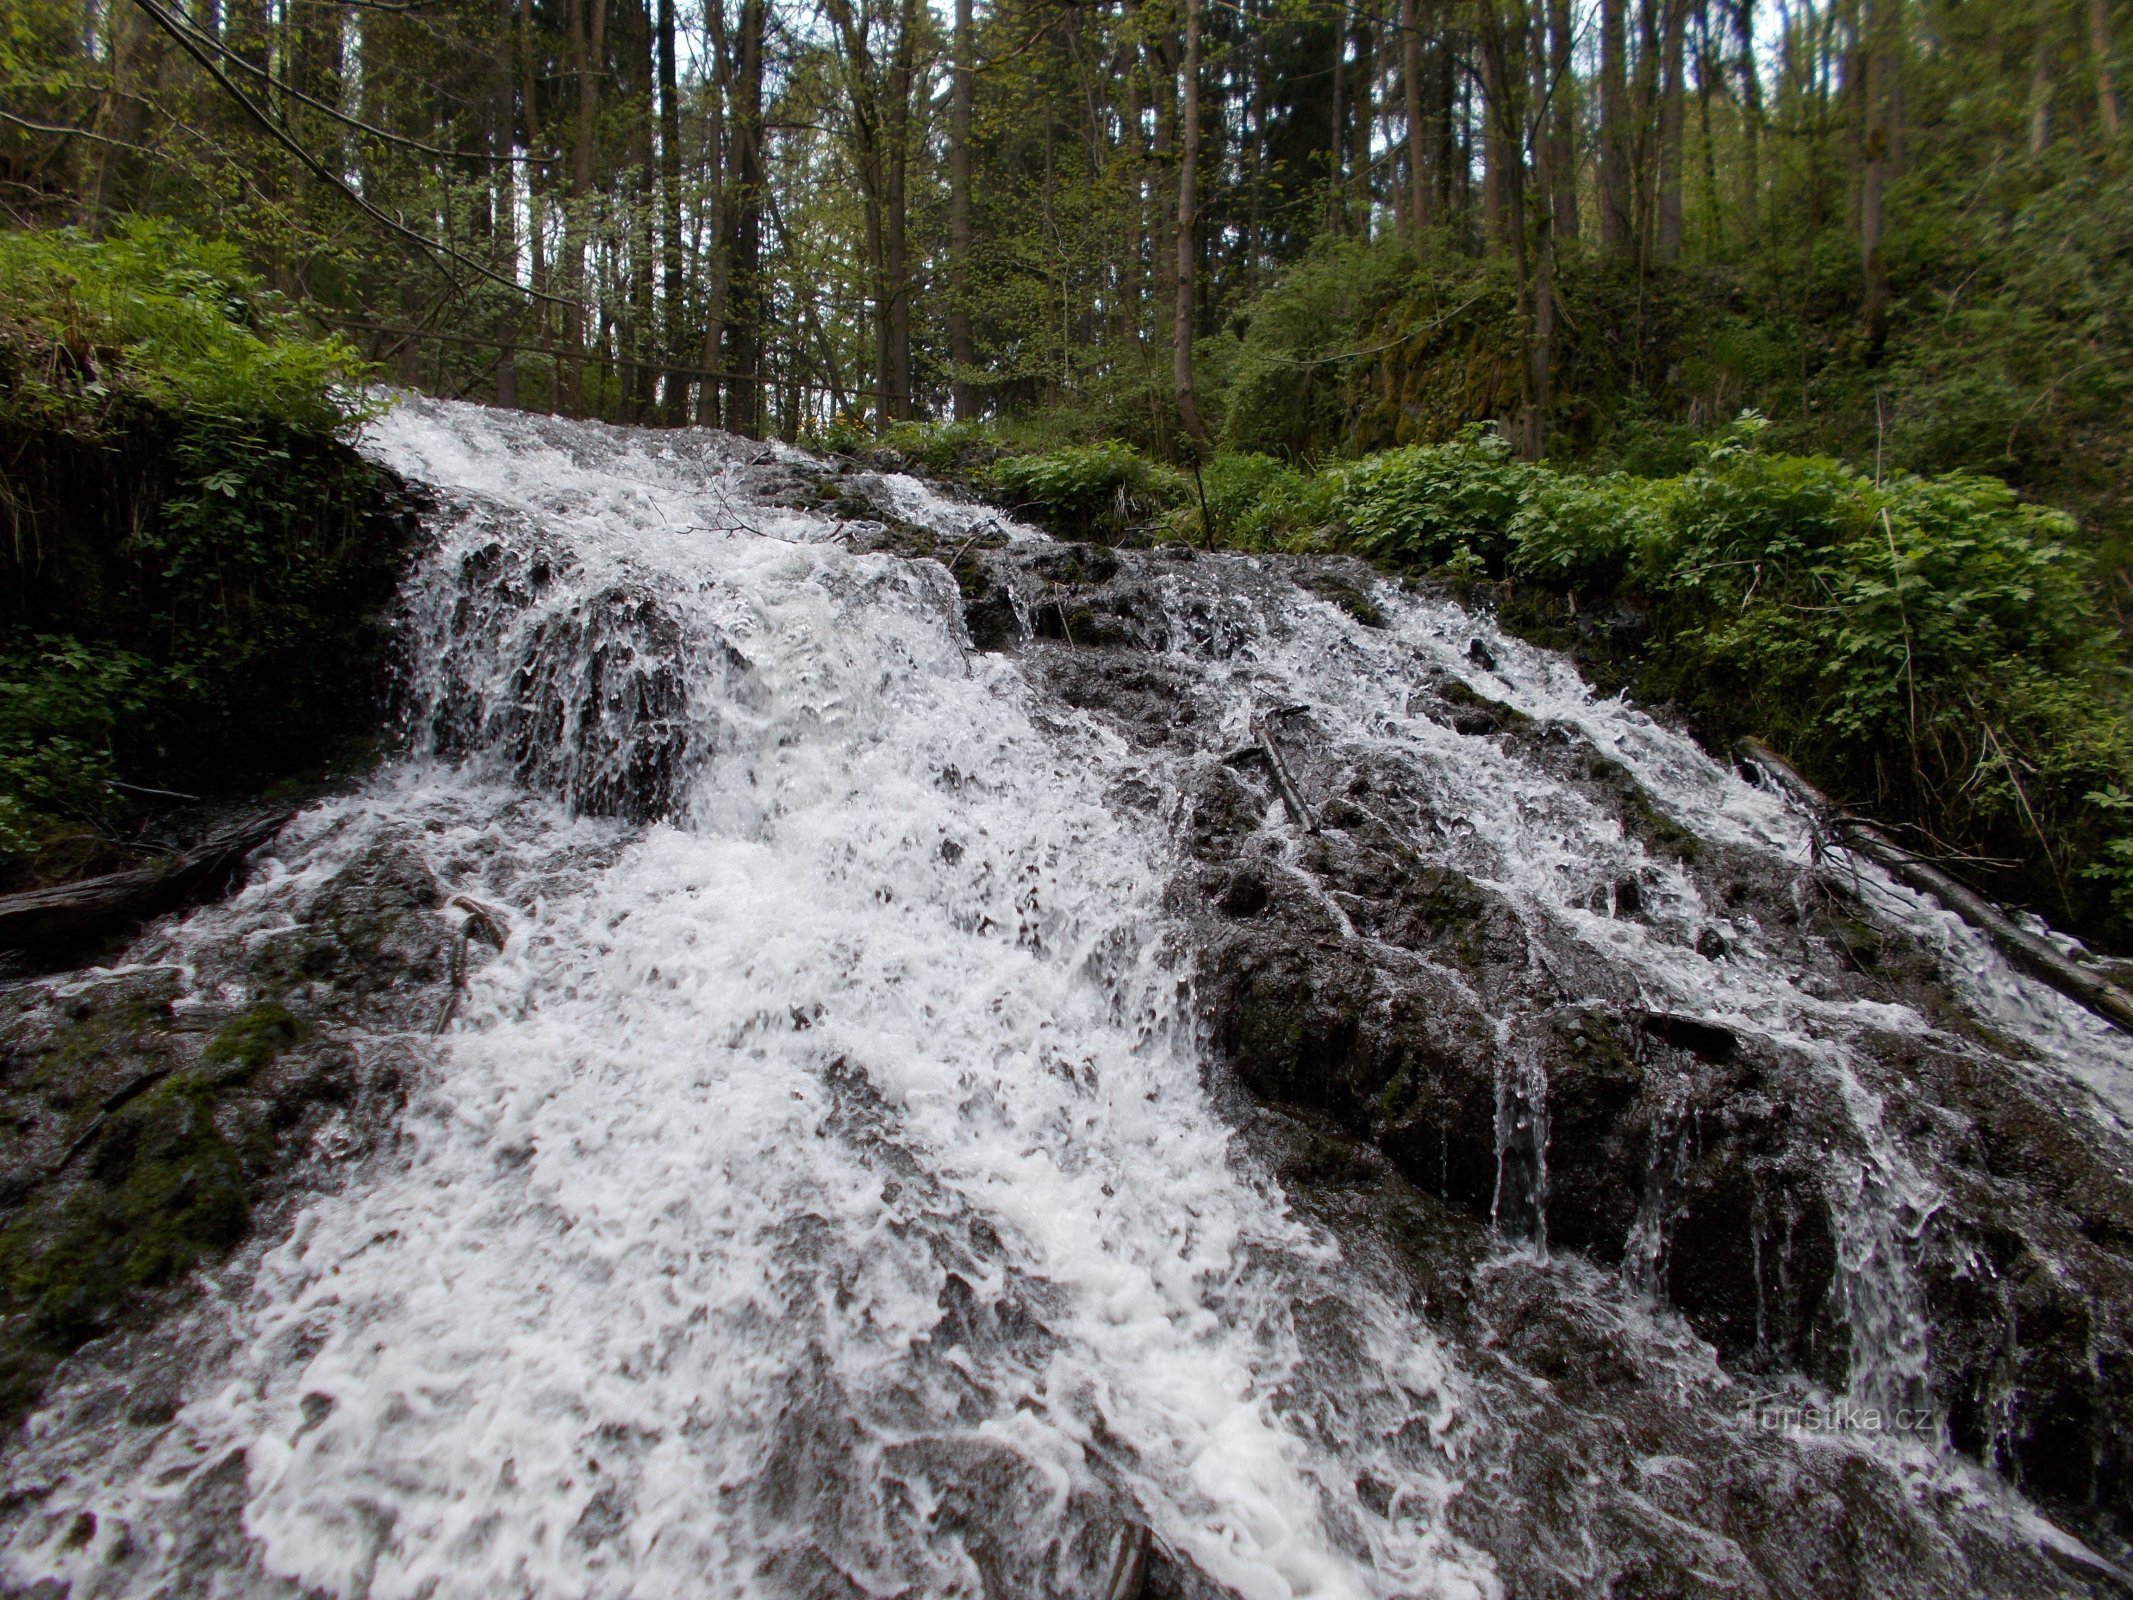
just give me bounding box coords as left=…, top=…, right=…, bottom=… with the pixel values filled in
left=0, top=226, right=417, bottom=1424
left=0, top=224, right=415, bottom=902
left=2, top=401, right=2130, bottom=1600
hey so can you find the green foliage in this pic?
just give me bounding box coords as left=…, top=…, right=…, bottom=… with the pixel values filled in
left=1221, top=241, right=1441, bottom=459
left=1337, top=429, right=1542, bottom=567
left=986, top=440, right=1188, bottom=540
left=879, top=418, right=1005, bottom=475
left=0, top=638, right=155, bottom=851
left=1192, top=417, right=2133, bottom=945
left=0, top=220, right=373, bottom=434
left=1183, top=452, right=1340, bottom=550
left=0, top=225, right=406, bottom=882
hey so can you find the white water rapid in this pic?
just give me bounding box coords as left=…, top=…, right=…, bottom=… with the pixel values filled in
left=4, top=399, right=2126, bottom=1600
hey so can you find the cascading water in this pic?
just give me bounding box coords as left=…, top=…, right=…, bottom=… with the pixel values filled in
left=4, top=398, right=2131, bottom=1600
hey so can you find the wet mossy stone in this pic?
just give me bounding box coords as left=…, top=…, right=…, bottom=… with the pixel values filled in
left=1436, top=677, right=1530, bottom=736
left=202, top=1002, right=306, bottom=1079
left=0, top=1072, right=249, bottom=1401
left=1582, top=751, right=1701, bottom=862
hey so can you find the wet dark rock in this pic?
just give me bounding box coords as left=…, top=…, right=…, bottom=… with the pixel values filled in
left=1642, top=1012, right=1740, bottom=1061
left=1011, top=537, right=2133, bottom=1566
left=1433, top=676, right=1530, bottom=736
left=0, top=827, right=465, bottom=1426
left=1252, top=1099, right=2132, bottom=1600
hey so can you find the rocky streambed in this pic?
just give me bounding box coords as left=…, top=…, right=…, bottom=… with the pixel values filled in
left=2, top=401, right=2130, bottom=1599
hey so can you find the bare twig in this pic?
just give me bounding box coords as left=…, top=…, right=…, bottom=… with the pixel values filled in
left=1741, top=737, right=2133, bottom=1038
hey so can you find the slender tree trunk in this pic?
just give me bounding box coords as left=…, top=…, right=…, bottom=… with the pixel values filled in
left=629, top=1, right=657, bottom=420
left=696, top=0, right=729, bottom=425
left=1529, top=8, right=1556, bottom=458
left=658, top=0, right=685, bottom=419
left=1351, top=6, right=1375, bottom=234
left=1480, top=31, right=1512, bottom=251
left=521, top=0, right=557, bottom=410
left=1329, top=2, right=1347, bottom=236
left=1176, top=0, right=1208, bottom=440
left=1631, top=0, right=1661, bottom=259
left=567, top=0, right=607, bottom=412
left=884, top=0, right=920, bottom=422
left=726, top=0, right=766, bottom=436
left=1737, top=0, right=1763, bottom=244
left=1152, top=24, right=1175, bottom=387
left=949, top=0, right=978, bottom=417
left=2092, top=0, right=2123, bottom=139
left=1860, top=0, right=1898, bottom=356
left=86, top=0, right=156, bottom=225
left=1657, top=0, right=1687, bottom=260
left=1403, top=0, right=1431, bottom=234
left=492, top=0, right=521, bottom=407
left=1548, top=0, right=1577, bottom=241
left=2029, top=17, right=2054, bottom=152
left=1696, top=0, right=1721, bottom=254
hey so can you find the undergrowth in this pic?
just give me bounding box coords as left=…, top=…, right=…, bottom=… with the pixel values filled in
left=910, top=417, right=2133, bottom=950
left=0, top=222, right=404, bottom=885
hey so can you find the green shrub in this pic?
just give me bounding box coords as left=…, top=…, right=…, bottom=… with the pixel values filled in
left=878, top=417, right=1004, bottom=476
left=1336, top=428, right=1542, bottom=569
left=0, top=220, right=372, bottom=434
left=1179, top=406, right=2133, bottom=942
left=0, top=223, right=405, bottom=885
left=1185, top=452, right=1341, bottom=550
left=1507, top=473, right=1663, bottom=584
left=987, top=440, right=1187, bottom=540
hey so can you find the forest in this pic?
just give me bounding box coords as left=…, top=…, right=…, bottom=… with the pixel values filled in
left=3, top=0, right=2133, bottom=943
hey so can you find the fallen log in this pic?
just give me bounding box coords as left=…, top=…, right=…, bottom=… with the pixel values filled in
left=1251, top=708, right=1319, bottom=834
left=0, top=809, right=294, bottom=957
left=1737, top=738, right=2133, bottom=1038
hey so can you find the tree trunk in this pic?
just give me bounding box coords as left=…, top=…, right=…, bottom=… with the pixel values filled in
left=2029, top=16, right=2054, bottom=152
left=1403, top=0, right=1431, bottom=234
left=1631, top=0, right=1660, bottom=258
left=949, top=0, right=978, bottom=417
left=1329, top=1, right=1347, bottom=236
left=1657, top=0, right=1687, bottom=260
left=567, top=0, right=607, bottom=412
left=725, top=0, right=766, bottom=436
left=658, top=0, right=686, bottom=419
left=1152, top=24, right=1175, bottom=388
left=1860, top=0, right=1898, bottom=356
left=1736, top=0, right=1763, bottom=243
left=1523, top=0, right=1554, bottom=458
left=1176, top=0, right=1208, bottom=441
left=1548, top=0, right=1577, bottom=241
left=493, top=0, right=521, bottom=408
left=1350, top=5, right=1374, bottom=235
left=884, top=0, right=921, bottom=423
left=2093, top=0, right=2123, bottom=139
left=696, top=0, right=729, bottom=425
left=628, top=0, right=657, bottom=420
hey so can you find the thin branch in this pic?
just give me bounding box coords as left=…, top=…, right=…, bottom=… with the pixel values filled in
left=128, top=0, right=569, bottom=307
left=0, top=110, right=155, bottom=152
left=158, top=3, right=510, bottom=163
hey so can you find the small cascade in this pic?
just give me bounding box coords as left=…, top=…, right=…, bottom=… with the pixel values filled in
left=5, top=399, right=2131, bottom=1600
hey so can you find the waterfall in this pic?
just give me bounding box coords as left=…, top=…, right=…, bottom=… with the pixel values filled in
left=5, top=399, right=2128, bottom=1600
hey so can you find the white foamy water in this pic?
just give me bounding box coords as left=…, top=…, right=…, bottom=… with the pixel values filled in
left=6, top=400, right=2124, bottom=1599
left=0, top=403, right=1496, bottom=1600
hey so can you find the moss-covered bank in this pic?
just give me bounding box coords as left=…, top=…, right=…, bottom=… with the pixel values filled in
left=0, top=223, right=417, bottom=892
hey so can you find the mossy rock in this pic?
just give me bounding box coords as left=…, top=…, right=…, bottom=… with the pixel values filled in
left=1582, top=751, right=1701, bottom=862
left=202, top=1002, right=306, bottom=1079
left=1437, top=676, right=1530, bottom=736
left=0, top=1074, right=249, bottom=1371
